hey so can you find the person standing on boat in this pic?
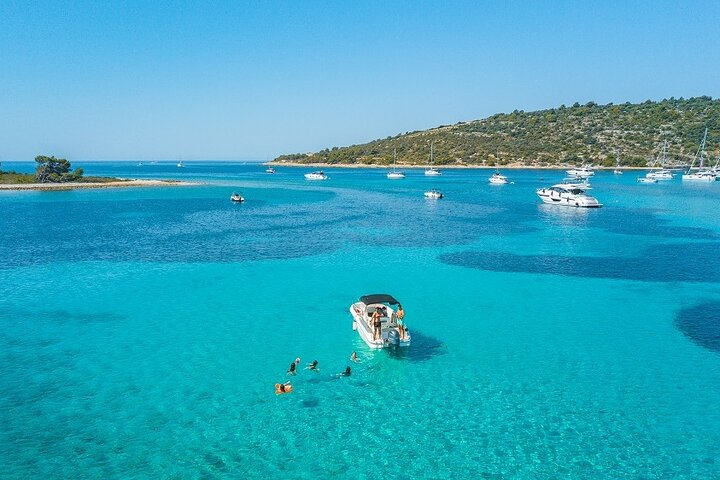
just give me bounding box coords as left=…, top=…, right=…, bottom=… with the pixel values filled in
left=371, top=308, right=382, bottom=341
left=396, top=304, right=406, bottom=340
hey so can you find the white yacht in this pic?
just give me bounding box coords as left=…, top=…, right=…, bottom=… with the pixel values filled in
left=560, top=177, right=591, bottom=189
left=424, top=189, right=443, bottom=199
left=265, top=167, right=276, bottom=174
left=566, top=165, right=595, bottom=178
left=230, top=192, right=244, bottom=203
left=646, top=141, right=674, bottom=180
left=489, top=171, right=509, bottom=184
left=424, top=141, right=442, bottom=176
left=387, top=149, right=405, bottom=179
left=177, top=161, right=184, bottom=168
left=349, top=294, right=410, bottom=349
left=304, top=171, right=328, bottom=180
left=682, top=128, right=716, bottom=182
left=537, top=184, right=602, bottom=208
left=637, top=176, right=658, bottom=184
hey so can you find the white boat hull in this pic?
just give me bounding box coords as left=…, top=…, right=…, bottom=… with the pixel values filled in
left=424, top=169, right=441, bottom=176
left=304, top=173, right=328, bottom=180
left=387, top=172, right=405, bottom=179
left=682, top=173, right=716, bottom=182
left=350, top=303, right=410, bottom=349
left=537, top=186, right=602, bottom=208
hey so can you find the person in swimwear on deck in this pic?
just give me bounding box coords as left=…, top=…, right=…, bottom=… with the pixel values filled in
left=396, top=304, right=406, bottom=340
left=371, top=308, right=382, bottom=341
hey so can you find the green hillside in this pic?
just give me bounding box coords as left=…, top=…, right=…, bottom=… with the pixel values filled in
left=274, top=96, right=720, bottom=167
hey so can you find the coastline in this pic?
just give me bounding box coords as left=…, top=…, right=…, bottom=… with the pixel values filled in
left=0, top=179, right=199, bottom=191
left=265, top=161, right=654, bottom=170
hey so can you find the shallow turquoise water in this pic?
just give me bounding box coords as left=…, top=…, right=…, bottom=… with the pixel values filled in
left=2, top=163, right=720, bottom=479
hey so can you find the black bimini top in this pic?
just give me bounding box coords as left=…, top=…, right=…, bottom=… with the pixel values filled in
left=360, top=294, right=400, bottom=305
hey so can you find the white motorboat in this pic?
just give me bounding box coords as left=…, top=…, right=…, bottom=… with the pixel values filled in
left=489, top=171, right=509, bottom=184
left=682, top=128, right=716, bottom=182
left=424, top=141, right=442, bottom=176
left=230, top=193, right=244, bottom=203
left=387, top=149, right=405, bottom=179
left=537, top=184, right=602, bottom=208
left=613, top=169, right=623, bottom=175
left=266, top=167, right=276, bottom=174
left=349, top=294, right=410, bottom=349
left=637, top=177, right=658, bottom=184
left=566, top=165, right=595, bottom=178
left=424, top=189, right=443, bottom=199
left=304, top=171, right=328, bottom=180
left=177, top=161, right=184, bottom=168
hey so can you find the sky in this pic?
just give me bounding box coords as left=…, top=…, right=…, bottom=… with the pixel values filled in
left=1, top=1, right=719, bottom=161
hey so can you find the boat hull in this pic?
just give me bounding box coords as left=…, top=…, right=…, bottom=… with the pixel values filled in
left=350, top=304, right=410, bottom=349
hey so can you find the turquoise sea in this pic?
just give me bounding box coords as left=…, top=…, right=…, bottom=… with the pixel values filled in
left=2, top=162, right=720, bottom=479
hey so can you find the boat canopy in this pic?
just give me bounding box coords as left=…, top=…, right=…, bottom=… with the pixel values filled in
left=359, top=294, right=400, bottom=305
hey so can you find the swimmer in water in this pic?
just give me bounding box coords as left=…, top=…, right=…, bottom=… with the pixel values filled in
left=350, top=351, right=357, bottom=363
left=288, top=362, right=296, bottom=375
left=307, top=360, right=319, bottom=370
left=278, top=381, right=291, bottom=393
left=342, top=366, right=351, bottom=376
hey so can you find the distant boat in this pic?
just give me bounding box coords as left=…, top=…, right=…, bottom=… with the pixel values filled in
left=387, top=149, right=405, bottom=179
left=424, top=141, right=441, bottom=176
left=489, top=169, right=509, bottom=185
left=537, top=184, right=602, bottom=208
left=637, top=177, right=658, bottom=184
left=424, top=189, right=443, bottom=199
left=645, top=141, right=674, bottom=180
left=566, top=165, right=595, bottom=178
left=230, top=192, right=244, bottom=203
left=682, top=128, right=716, bottom=182
left=177, top=161, right=184, bottom=168
left=266, top=167, right=276, bottom=174
left=613, top=152, right=623, bottom=175
left=304, top=171, right=328, bottom=180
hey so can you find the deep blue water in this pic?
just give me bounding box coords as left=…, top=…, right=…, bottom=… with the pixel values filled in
left=1, top=162, right=720, bottom=478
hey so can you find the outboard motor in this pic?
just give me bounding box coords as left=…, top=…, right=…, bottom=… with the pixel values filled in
left=387, top=329, right=400, bottom=347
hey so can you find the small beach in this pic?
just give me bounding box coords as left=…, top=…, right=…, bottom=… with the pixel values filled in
left=0, top=179, right=197, bottom=191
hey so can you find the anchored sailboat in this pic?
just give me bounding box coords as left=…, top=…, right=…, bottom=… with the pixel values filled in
left=387, top=149, right=405, bottom=179
left=424, top=141, right=441, bottom=176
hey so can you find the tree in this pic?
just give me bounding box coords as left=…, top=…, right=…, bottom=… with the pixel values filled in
left=35, top=155, right=83, bottom=183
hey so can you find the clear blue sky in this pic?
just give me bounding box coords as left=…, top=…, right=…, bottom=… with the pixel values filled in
left=1, top=1, right=718, bottom=161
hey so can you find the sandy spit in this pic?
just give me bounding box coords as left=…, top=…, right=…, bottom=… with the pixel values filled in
left=0, top=179, right=200, bottom=191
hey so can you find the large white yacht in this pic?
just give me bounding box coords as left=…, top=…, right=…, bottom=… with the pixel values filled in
left=349, top=294, right=410, bottom=349
left=537, top=184, right=602, bottom=208
left=304, top=171, right=328, bottom=180
left=682, top=129, right=716, bottom=182
left=566, top=165, right=595, bottom=178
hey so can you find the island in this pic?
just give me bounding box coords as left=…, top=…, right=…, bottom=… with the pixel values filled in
left=270, top=96, right=719, bottom=168
left=0, top=155, right=194, bottom=190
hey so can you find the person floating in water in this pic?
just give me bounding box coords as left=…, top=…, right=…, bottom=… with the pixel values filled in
left=307, top=360, right=319, bottom=370
left=341, top=366, right=351, bottom=376
left=350, top=351, right=357, bottom=363
left=276, top=381, right=292, bottom=394
left=288, top=362, right=296, bottom=375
